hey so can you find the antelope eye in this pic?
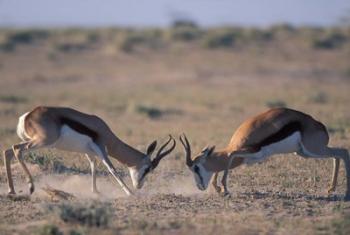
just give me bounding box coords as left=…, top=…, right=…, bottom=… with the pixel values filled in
left=194, top=165, right=200, bottom=174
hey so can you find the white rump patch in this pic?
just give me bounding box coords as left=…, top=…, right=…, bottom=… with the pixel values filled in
left=17, top=112, right=31, bottom=141
left=243, top=131, right=302, bottom=165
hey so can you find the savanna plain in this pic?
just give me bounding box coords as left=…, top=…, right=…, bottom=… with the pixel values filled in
left=0, top=25, right=350, bottom=234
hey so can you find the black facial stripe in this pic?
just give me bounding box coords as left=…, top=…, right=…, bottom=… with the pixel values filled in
left=139, top=166, right=151, bottom=182
left=194, top=165, right=204, bottom=186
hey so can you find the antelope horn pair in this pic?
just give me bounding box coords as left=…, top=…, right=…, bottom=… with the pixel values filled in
left=179, top=134, right=193, bottom=167
left=151, top=135, right=176, bottom=169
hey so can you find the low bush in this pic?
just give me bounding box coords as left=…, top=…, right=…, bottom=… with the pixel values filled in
left=46, top=202, right=111, bottom=227
left=202, top=30, right=235, bottom=48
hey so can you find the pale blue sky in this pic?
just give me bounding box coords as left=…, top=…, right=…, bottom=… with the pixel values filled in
left=0, top=0, right=349, bottom=27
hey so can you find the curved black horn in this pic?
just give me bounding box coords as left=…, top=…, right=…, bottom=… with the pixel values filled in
left=151, top=135, right=176, bottom=169
left=179, top=134, right=193, bottom=167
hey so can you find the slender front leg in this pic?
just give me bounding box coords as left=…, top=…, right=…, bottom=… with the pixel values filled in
left=12, top=142, right=35, bottom=194
left=101, top=157, right=133, bottom=196
left=328, top=158, right=340, bottom=194
left=221, top=154, right=236, bottom=197
left=87, top=143, right=133, bottom=196
left=211, top=172, right=222, bottom=194
left=3, top=149, right=16, bottom=195
left=85, top=154, right=99, bottom=194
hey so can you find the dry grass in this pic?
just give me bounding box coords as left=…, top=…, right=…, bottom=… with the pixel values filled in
left=0, top=27, right=349, bottom=234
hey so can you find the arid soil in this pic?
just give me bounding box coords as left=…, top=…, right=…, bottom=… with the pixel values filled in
left=0, top=28, right=350, bottom=234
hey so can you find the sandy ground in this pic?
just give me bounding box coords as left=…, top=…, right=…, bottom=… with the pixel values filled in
left=0, top=28, right=350, bottom=234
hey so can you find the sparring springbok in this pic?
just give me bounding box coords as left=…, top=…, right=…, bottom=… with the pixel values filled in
left=180, top=108, right=350, bottom=200
left=3, top=106, right=176, bottom=196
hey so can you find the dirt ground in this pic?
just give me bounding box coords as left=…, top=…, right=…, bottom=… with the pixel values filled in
left=0, top=28, right=350, bottom=234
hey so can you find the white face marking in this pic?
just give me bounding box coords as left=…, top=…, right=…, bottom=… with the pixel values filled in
left=243, top=131, right=302, bottom=165
left=191, top=163, right=213, bottom=191
left=128, top=159, right=151, bottom=189
left=16, top=112, right=30, bottom=141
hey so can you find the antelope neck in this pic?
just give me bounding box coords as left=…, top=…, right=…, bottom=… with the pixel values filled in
left=105, top=133, right=147, bottom=168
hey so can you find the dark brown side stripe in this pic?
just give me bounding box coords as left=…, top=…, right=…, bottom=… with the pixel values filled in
left=251, top=121, right=302, bottom=151
left=59, top=117, right=98, bottom=141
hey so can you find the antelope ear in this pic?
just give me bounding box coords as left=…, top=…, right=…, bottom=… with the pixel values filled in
left=201, top=146, right=210, bottom=153
left=204, top=146, right=215, bottom=157
left=146, top=141, right=157, bottom=156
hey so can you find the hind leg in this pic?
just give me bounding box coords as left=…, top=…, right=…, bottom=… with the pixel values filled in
left=3, top=149, right=16, bottom=194
left=12, top=139, right=53, bottom=194
left=85, top=154, right=99, bottom=194
left=298, top=143, right=350, bottom=200
left=327, top=148, right=350, bottom=200
left=328, top=158, right=340, bottom=194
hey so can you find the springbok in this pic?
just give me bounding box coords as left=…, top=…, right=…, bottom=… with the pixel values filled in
left=180, top=108, right=350, bottom=200
left=3, top=106, right=176, bottom=196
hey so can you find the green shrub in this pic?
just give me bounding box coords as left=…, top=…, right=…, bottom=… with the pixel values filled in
left=47, top=202, right=111, bottom=227
left=0, top=41, right=15, bottom=52
left=37, top=224, right=63, bottom=235
left=270, top=23, right=295, bottom=34
left=0, top=94, right=27, bottom=103
left=7, top=30, right=48, bottom=44
left=54, top=42, right=88, bottom=52
left=117, top=30, right=163, bottom=52
left=244, top=28, right=273, bottom=42
left=312, top=31, right=347, bottom=49
left=308, top=91, right=328, bottom=104
left=168, top=26, right=202, bottom=41
left=202, top=29, right=238, bottom=48
left=136, top=104, right=163, bottom=119
left=265, top=99, right=287, bottom=108
left=171, top=19, right=198, bottom=28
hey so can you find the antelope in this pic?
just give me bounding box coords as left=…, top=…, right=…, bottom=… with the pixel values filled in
left=3, top=106, right=176, bottom=196
left=180, top=108, right=350, bottom=200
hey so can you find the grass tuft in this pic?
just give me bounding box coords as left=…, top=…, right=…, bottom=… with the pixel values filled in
left=46, top=202, right=111, bottom=227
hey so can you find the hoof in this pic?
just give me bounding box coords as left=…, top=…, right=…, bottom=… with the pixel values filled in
left=213, top=186, right=222, bottom=194
left=220, top=191, right=232, bottom=198
left=327, top=187, right=336, bottom=194
left=7, top=190, right=16, bottom=196
left=29, top=184, right=35, bottom=195
left=92, top=190, right=101, bottom=195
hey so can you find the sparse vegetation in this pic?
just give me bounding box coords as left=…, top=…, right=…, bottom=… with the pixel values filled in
left=0, top=25, right=347, bottom=54
left=308, top=91, right=328, bottom=104
left=26, top=152, right=108, bottom=175
left=0, top=24, right=349, bottom=235
left=201, top=28, right=237, bottom=48
left=0, top=94, right=27, bottom=103
left=135, top=104, right=163, bottom=119
left=37, top=224, right=63, bottom=235
left=47, top=202, right=111, bottom=227
left=311, top=30, right=348, bottom=49
left=265, top=99, right=287, bottom=108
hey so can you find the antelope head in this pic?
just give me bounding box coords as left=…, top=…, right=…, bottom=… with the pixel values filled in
left=130, top=135, right=176, bottom=189
left=179, top=134, right=215, bottom=191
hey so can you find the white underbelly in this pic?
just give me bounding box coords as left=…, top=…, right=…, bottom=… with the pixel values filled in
left=53, top=125, right=96, bottom=154
left=244, top=131, right=301, bottom=165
